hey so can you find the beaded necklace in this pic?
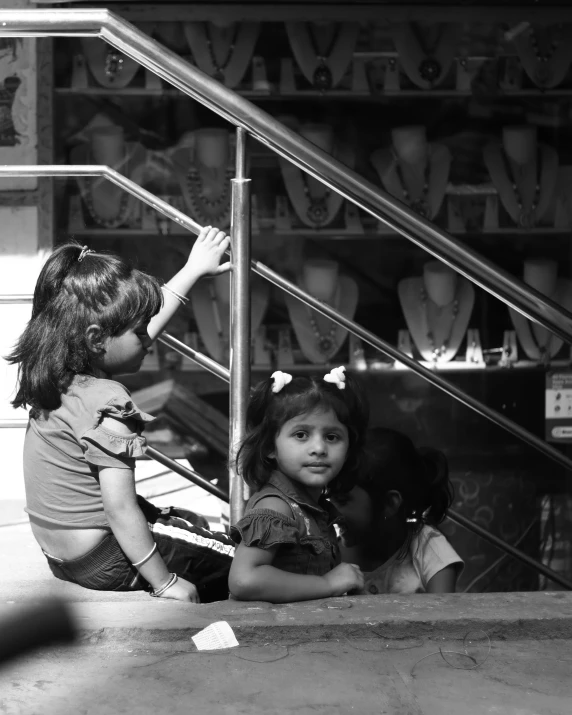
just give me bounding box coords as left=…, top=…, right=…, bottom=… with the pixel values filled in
left=204, top=23, right=239, bottom=82
left=500, top=149, right=541, bottom=229
left=421, top=287, right=459, bottom=362
left=83, top=182, right=131, bottom=229
left=393, top=155, right=431, bottom=218
left=184, top=166, right=233, bottom=227
left=305, top=285, right=340, bottom=355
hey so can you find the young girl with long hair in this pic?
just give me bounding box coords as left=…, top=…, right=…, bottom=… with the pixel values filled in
left=7, top=226, right=235, bottom=603
left=228, top=366, right=369, bottom=603
left=330, top=427, right=463, bottom=594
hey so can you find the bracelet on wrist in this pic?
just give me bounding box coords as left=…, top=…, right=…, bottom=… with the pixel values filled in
left=161, top=285, right=189, bottom=306
left=150, top=572, right=178, bottom=598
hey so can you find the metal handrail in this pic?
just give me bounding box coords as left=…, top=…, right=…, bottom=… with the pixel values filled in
left=2, top=8, right=572, bottom=344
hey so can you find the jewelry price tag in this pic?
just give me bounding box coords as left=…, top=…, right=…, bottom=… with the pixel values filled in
left=546, top=371, right=572, bottom=443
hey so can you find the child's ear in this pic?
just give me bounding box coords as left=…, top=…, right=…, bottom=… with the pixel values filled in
left=384, top=490, right=403, bottom=519
left=85, top=324, right=105, bottom=354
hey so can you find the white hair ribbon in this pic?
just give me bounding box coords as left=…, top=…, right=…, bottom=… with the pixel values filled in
left=271, top=371, right=293, bottom=393
left=323, top=365, right=346, bottom=390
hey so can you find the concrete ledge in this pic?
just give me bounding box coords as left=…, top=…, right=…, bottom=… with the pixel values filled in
left=2, top=592, right=571, bottom=646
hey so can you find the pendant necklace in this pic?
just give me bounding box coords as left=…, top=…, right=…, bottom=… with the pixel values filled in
left=305, top=285, right=340, bottom=356
left=526, top=24, right=562, bottom=86
left=393, top=152, right=431, bottom=218
left=408, top=23, right=444, bottom=86
left=204, top=23, right=239, bottom=82
left=307, top=23, right=341, bottom=91
left=421, top=287, right=459, bottom=362
left=500, top=149, right=541, bottom=229
left=301, top=172, right=332, bottom=226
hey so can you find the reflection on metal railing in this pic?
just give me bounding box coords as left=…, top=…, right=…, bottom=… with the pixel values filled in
left=0, top=9, right=572, bottom=342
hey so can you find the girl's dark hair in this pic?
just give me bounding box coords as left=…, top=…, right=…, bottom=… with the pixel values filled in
left=236, top=370, right=369, bottom=495
left=359, top=427, right=453, bottom=536
left=6, top=241, right=162, bottom=413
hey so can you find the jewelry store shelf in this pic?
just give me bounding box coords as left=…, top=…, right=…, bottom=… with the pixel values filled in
left=54, top=85, right=572, bottom=100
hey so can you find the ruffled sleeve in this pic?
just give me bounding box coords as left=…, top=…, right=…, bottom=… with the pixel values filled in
left=230, top=508, right=301, bottom=550
left=80, top=391, right=155, bottom=469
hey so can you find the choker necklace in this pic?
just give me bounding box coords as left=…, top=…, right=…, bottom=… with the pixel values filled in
left=104, top=44, right=124, bottom=82
left=500, top=149, right=541, bottom=229
left=421, top=287, right=459, bottom=362
left=184, top=165, right=233, bottom=227
left=301, top=173, right=332, bottom=226
left=204, top=23, right=239, bottom=82
left=307, top=23, right=341, bottom=91
left=393, top=154, right=430, bottom=218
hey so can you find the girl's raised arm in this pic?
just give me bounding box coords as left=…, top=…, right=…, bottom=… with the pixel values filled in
left=148, top=225, right=230, bottom=341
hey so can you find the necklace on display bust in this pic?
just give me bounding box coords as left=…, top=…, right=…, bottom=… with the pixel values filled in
left=301, top=173, right=332, bottom=226
left=305, top=288, right=340, bottom=356
left=392, top=22, right=457, bottom=89
left=76, top=143, right=139, bottom=229
left=513, top=24, right=572, bottom=89
left=204, top=23, right=239, bottom=82
left=393, top=152, right=431, bottom=218
left=500, top=149, right=541, bottom=228
left=286, top=22, right=359, bottom=91
left=421, top=286, right=460, bottom=362
left=80, top=39, right=141, bottom=89
left=306, top=24, right=341, bottom=91
left=183, top=165, right=233, bottom=229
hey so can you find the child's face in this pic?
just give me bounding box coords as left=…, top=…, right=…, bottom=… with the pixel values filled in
left=95, top=320, right=152, bottom=376
left=270, top=407, right=349, bottom=499
left=330, top=486, right=375, bottom=548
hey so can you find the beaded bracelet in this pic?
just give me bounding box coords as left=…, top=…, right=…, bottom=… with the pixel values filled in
left=132, top=542, right=157, bottom=568
left=162, top=285, right=189, bottom=306
left=150, top=572, right=178, bottom=598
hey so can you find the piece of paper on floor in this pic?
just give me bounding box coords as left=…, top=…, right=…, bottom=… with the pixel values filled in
left=192, top=621, right=239, bottom=651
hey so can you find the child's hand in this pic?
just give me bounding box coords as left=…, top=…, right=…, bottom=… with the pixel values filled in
left=187, top=225, right=231, bottom=278
left=323, top=563, right=364, bottom=597
left=157, top=576, right=200, bottom=603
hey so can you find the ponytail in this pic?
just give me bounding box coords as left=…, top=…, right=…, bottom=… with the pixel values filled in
left=416, top=447, right=453, bottom=526
left=6, top=242, right=162, bottom=413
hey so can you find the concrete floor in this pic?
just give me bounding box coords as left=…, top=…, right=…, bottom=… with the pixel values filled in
left=1, top=637, right=571, bottom=715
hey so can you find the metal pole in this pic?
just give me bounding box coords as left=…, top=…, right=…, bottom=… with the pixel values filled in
left=447, top=509, right=572, bottom=591
left=158, top=333, right=230, bottom=382
left=1, top=11, right=572, bottom=343
left=145, top=446, right=228, bottom=502
left=228, top=127, right=251, bottom=525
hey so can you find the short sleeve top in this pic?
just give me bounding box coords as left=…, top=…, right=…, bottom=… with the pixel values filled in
left=24, top=375, right=155, bottom=528
left=230, top=471, right=341, bottom=577
left=362, top=526, right=464, bottom=595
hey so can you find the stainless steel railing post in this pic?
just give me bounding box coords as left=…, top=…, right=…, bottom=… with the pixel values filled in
left=228, top=127, right=252, bottom=525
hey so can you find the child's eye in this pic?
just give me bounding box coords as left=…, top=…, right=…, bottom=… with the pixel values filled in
left=293, top=431, right=307, bottom=439
left=326, top=433, right=341, bottom=442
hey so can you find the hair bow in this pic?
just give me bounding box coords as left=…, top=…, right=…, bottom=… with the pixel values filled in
left=323, top=366, right=346, bottom=390
left=271, top=371, right=293, bottom=393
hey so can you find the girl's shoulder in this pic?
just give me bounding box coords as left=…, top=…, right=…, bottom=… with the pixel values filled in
left=411, top=525, right=464, bottom=581
left=69, top=376, right=154, bottom=427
